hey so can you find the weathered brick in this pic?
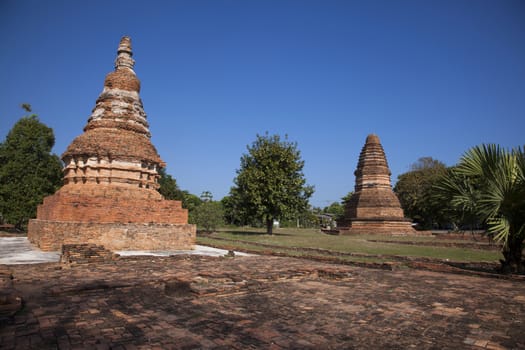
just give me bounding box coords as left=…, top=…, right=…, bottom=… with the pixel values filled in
left=29, top=220, right=195, bottom=251
left=340, top=134, right=417, bottom=235
left=27, top=36, right=195, bottom=251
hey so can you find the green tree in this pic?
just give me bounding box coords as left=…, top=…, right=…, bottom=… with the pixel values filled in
left=156, top=169, right=206, bottom=224
left=221, top=189, right=258, bottom=226
left=341, top=191, right=353, bottom=205
left=394, top=157, right=448, bottom=229
left=230, top=133, right=314, bottom=234
left=221, top=193, right=238, bottom=225
left=437, top=144, right=525, bottom=273
left=157, top=167, right=184, bottom=200
left=182, top=192, right=202, bottom=211
left=323, top=202, right=344, bottom=217
left=322, top=201, right=345, bottom=226
left=191, top=201, right=224, bottom=233
left=434, top=167, right=483, bottom=231
left=0, top=112, right=62, bottom=229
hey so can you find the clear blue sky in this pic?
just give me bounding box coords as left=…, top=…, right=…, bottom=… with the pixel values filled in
left=1, top=0, right=524, bottom=208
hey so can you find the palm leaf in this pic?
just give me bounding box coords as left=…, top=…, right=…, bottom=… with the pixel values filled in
left=451, top=145, right=525, bottom=242
left=487, top=217, right=510, bottom=245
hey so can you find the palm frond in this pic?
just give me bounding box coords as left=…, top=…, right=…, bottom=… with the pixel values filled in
left=456, top=144, right=499, bottom=178
left=514, top=146, right=525, bottom=182
left=487, top=217, right=510, bottom=245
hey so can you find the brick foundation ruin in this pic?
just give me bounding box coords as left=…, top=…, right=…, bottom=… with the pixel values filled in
left=28, top=36, right=196, bottom=251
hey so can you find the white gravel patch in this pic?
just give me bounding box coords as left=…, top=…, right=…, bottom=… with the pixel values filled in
left=116, top=245, right=252, bottom=257
left=0, top=237, right=60, bottom=264
left=0, top=238, right=251, bottom=265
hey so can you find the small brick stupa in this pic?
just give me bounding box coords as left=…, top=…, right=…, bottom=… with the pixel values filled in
left=339, top=134, right=416, bottom=235
left=28, top=36, right=196, bottom=251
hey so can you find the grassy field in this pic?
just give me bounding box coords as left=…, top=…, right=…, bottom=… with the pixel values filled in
left=197, top=227, right=502, bottom=263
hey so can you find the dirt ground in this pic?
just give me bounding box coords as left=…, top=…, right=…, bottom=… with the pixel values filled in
left=1, top=255, right=524, bottom=349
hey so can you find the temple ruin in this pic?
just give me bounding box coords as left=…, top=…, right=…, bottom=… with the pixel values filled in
left=28, top=36, right=196, bottom=251
left=339, top=134, right=416, bottom=235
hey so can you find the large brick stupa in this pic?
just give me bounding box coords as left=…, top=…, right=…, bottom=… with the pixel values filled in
left=28, top=36, right=196, bottom=251
left=339, top=134, right=416, bottom=235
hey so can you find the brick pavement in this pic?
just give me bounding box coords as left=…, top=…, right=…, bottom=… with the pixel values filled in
left=1, top=255, right=524, bottom=349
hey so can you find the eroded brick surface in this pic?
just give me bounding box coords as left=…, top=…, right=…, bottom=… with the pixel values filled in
left=341, top=134, right=416, bottom=235
left=28, top=221, right=195, bottom=251
left=1, top=256, right=524, bottom=349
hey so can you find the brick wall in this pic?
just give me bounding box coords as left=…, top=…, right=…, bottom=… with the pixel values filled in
left=35, top=189, right=188, bottom=224
left=28, top=220, right=196, bottom=251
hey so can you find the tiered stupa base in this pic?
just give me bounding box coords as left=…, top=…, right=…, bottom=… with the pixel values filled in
left=337, top=218, right=419, bottom=236
left=28, top=184, right=195, bottom=251
left=28, top=220, right=195, bottom=251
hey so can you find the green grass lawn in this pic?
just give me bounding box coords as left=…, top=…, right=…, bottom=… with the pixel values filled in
left=197, top=227, right=502, bottom=263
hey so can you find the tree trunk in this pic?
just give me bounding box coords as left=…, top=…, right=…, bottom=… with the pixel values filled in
left=266, top=218, right=273, bottom=235
left=500, top=237, right=524, bottom=274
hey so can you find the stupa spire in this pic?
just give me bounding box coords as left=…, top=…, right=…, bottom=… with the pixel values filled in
left=354, top=133, right=392, bottom=192
left=62, top=36, right=161, bottom=187
left=115, top=36, right=135, bottom=71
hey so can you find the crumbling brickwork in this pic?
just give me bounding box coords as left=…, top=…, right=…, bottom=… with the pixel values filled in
left=29, top=221, right=195, bottom=251
left=60, top=244, right=117, bottom=265
left=28, top=36, right=196, bottom=251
